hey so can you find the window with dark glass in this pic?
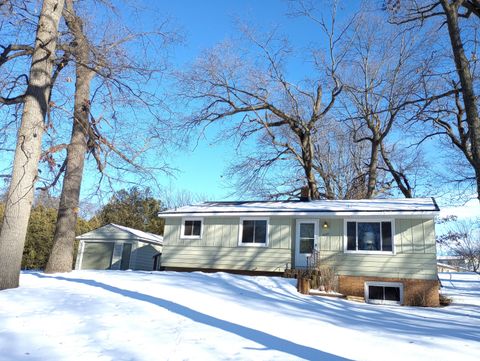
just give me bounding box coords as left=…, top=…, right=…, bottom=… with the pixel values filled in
left=347, top=222, right=356, bottom=251
left=368, top=285, right=401, bottom=302
left=183, top=220, right=202, bottom=237
left=381, top=222, right=392, bottom=251
left=241, top=220, right=267, bottom=244
left=299, top=223, right=315, bottom=254
left=346, top=221, right=393, bottom=252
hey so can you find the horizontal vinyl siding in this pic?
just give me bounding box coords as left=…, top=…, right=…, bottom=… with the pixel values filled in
left=162, top=245, right=291, bottom=272
left=132, top=242, right=163, bottom=271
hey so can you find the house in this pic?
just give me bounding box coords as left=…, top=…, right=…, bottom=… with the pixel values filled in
left=437, top=262, right=461, bottom=272
left=159, top=197, right=440, bottom=306
left=75, top=223, right=163, bottom=271
left=437, top=255, right=468, bottom=270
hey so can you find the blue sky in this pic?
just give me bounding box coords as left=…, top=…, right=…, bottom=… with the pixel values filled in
left=74, top=0, right=473, bottom=205
left=116, top=0, right=363, bottom=201
left=1, top=0, right=475, bottom=208
left=145, top=0, right=302, bottom=201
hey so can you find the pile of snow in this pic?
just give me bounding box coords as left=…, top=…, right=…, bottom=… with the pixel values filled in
left=0, top=271, right=478, bottom=360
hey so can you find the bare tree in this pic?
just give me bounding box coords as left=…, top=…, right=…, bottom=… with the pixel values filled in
left=178, top=3, right=350, bottom=199
left=437, top=216, right=480, bottom=272
left=44, top=0, right=94, bottom=273
left=161, top=187, right=210, bottom=209
left=312, top=119, right=371, bottom=199
left=342, top=11, right=431, bottom=198
left=387, top=0, right=480, bottom=201
left=45, top=0, right=175, bottom=273
left=0, top=0, right=64, bottom=290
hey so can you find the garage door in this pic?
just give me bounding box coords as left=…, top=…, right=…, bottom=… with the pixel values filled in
left=81, top=242, right=114, bottom=270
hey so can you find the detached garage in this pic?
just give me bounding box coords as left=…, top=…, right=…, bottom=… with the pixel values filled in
left=75, top=224, right=163, bottom=271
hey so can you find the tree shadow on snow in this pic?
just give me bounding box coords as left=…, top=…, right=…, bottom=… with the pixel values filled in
left=137, top=271, right=480, bottom=345
left=31, top=273, right=351, bottom=361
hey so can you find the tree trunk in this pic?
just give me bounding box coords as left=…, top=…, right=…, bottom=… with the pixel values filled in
left=300, top=132, right=320, bottom=199
left=0, top=0, right=64, bottom=290
left=442, top=0, right=480, bottom=201
left=45, top=0, right=92, bottom=273
left=366, top=139, right=379, bottom=199
left=380, top=142, right=412, bottom=198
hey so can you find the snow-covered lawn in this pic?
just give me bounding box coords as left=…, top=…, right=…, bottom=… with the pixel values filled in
left=0, top=271, right=478, bottom=361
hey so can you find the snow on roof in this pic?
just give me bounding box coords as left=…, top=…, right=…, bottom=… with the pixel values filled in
left=159, top=197, right=439, bottom=217
left=436, top=262, right=460, bottom=270
left=110, top=224, right=163, bottom=245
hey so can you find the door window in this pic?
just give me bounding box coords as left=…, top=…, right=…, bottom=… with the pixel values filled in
left=299, top=223, right=315, bottom=254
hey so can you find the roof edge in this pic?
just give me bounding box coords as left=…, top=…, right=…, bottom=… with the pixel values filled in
left=160, top=210, right=439, bottom=218
left=75, top=223, right=163, bottom=245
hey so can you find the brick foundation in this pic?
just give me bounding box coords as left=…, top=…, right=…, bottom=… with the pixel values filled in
left=338, top=275, right=439, bottom=307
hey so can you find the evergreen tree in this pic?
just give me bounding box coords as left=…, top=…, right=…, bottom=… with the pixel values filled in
left=0, top=202, right=98, bottom=270
left=96, top=187, right=164, bottom=235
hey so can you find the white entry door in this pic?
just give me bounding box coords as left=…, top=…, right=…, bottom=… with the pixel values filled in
left=295, top=219, right=319, bottom=268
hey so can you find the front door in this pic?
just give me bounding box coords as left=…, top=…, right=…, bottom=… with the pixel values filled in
left=295, top=219, right=318, bottom=268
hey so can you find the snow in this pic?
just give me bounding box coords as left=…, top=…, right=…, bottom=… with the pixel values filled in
left=161, top=198, right=438, bottom=217
left=0, top=271, right=478, bottom=361
left=109, top=224, right=163, bottom=244
left=77, top=224, right=163, bottom=245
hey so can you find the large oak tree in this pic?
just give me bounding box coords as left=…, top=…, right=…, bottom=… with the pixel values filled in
left=0, top=0, right=65, bottom=290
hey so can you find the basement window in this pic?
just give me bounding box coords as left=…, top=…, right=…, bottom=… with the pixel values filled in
left=181, top=218, right=203, bottom=239
left=365, top=282, right=403, bottom=305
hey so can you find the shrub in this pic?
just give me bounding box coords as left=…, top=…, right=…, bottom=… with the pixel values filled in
left=439, top=294, right=453, bottom=306
left=318, top=265, right=337, bottom=292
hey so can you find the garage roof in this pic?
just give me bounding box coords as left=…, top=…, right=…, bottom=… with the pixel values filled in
left=77, top=223, right=163, bottom=245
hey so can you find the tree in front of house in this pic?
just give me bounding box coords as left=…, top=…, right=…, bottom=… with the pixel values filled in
left=0, top=0, right=65, bottom=290
left=0, top=199, right=98, bottom=270
left=95, top=188, right=164, bottom=235
left=44, top=0, right=175, bottom=274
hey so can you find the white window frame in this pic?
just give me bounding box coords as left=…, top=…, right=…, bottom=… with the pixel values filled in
left=364, top=281, right=403, bottom=305
left=238, top=217, right=269, bottom=247
left=343, top=219, right=395, bottom=254
left=180, top=217, right=204, bottom=239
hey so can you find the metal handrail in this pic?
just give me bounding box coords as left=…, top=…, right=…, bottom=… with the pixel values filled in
left=306, top=246, right=321, bottom=270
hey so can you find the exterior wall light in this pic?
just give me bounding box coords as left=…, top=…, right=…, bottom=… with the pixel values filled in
left=323, top=221, right=329, bottom=230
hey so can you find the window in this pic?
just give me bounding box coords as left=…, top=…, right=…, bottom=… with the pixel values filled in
left=365, top=282, right=403, bottom=305
left=239, top=218, right=268, bottom=246
left=299, top=223, right=315, bottom=254
left=181, top=218, right=203, bottom=239
left=345, top=220, right=393, bottom=253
